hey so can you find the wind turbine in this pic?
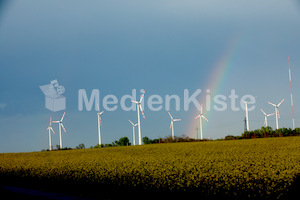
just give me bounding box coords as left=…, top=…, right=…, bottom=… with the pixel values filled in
left=131, top=90, right=145, bottom=145
left=243, top=101, right=250, bottom=131
left=268, top=99, right=285, bottom=129
left=260, top=109, right=275, bottom=127
left=168, top=112, right=181, bottom=140
left=52, top=112, right=66, bottom=149
left=195, top=104, right=208, bottom=140
left=96, top=104, right=104, bottom=146
left=46, top=116, right=55, bottom=151
left=129, top=120, right=139, bottom=145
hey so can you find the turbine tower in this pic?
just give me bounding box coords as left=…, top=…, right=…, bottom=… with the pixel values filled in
left=168, top=112, right=181, bottom=140
left=288, top=56, right=295, bottom=129
left=52, top=112, right=66, bottom=149
left=96, top=104, right=104, bottom=146
left=46, top=116, right=55, bottom=150
left=243, top=101, right=250, bottom=131
left=260, top=108, right=275, bottom=127
left=129, top=120, right=139, bottom=145
left=131, top=90, right=145, bottom=145
left=195, top=104, right=208, bottom=140
left=268, top=99, right=285, bottom=129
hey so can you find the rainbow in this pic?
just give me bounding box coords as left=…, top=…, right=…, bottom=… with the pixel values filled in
left=187, top=32, right=245, bottom=139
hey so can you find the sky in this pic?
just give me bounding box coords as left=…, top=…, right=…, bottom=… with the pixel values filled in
left=0, top=0, right=300, bottom=153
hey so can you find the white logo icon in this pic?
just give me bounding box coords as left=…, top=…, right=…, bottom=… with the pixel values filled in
left=40, top=80, right=66, bottom=112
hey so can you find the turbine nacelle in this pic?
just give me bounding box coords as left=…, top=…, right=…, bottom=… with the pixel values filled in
left=168, top=112, right=181, bottom=139
left=195, top=104, right=208, bottom=140
left=131, top=90, right=146, bottom=119
left=52, top=112, right=67, bottom=149
left=131, top=90, right=146, bottom=145
left=260, top=108, right=275, bottom=126
left=129, top=120, right=139, bottom=127
left=268, top=99, right=285, bottom=129
left=268, top=99, right=285, bottom=119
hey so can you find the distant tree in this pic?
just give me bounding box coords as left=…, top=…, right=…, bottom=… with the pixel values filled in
left=242, top=131, right=251, bottom=139
left=112, top=140, right=120, bottom=146
left=253, top=129, right=262, bottom=138
left=112, top=137, right=131, bottom=146
left=119, top=137, right=131, bottom=146
left=143, top=136, right=153, bottom=144
left=152, top=138, right=160, bottom=144
left=94, top=144, right=104, bottom=148
left=275, top=129, right=283, bottom=137
left=76, top=143, right=85, bottom=149
left=56, top=145, right=60, bottom=150
left=295, top=128, right=300, bottom=135
left=225, top=135, right=236, bottom=140
left=163, top=136, right=175, bottom=143
left=260, top=126, right=274, bottom=137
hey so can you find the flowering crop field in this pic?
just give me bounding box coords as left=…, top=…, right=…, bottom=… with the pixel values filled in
left=0, top=137, right=299, bottom=199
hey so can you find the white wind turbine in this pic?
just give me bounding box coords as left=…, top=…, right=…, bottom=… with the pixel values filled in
left=260, top=109, right=275, bottom=127
left=195, top=104, right=208, bottom=140
left=46, top=116, right=55, bottom=151
left=131, top=90, right=145, bottom=145
left=243, top=101, right=250, bottom=131
left=96, top=104, right=104, bottom=146
left=129, top=120, right=139, bottom=146
left=168, top=112, right=181, bottom=140
left=268, top=99, right=285, bottom=129
left=52, top=112, right=66, bottom=149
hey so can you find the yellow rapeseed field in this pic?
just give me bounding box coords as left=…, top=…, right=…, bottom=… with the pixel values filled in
left=0, top=137, right=299, bottom=199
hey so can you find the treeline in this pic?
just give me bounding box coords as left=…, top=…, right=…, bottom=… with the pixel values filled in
left=92, top=135, right=207, bottom=147
left=43, top=127, right=300, bottom=151
left=225, top=127, right=300, bottom=140
left=42, top=135, right=210, bottom=151
left=91, top=137, right=131, bottom=148
left=142, top=135, right=210, bottom=144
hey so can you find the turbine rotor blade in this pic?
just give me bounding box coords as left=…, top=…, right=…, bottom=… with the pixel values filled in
left=169, top=122, right=172, bottom=129
left=50, top=117, right=52, bottom=126
left=277, top=98, right=285, bottom=107
left=61, top=123, right=66, bottom=133
left=99, top=111, right=104, bottom=115
left=260, top=108, right=266, bottom=116
left=96, top=104, right=100, bottom=112
left=139, top=90, right=146, bottom=103
left=267, top=113, right=275, bottom=117
left=139, top=105, right=145, bottom=119
left=202, top=115, right=208, bottom=122
left=129, top=120, right=134, bottom=126
left=131, top=100, right=138, bottom=104
left=174, top=119, right=181, bottom=121
left=50, top=127, right=55, bottom=134
left=168, top=112, right=173, bottom=120
left=268, top=102, right=276, bottom=107
left=52, top=121, right=60, bottom=123
left=61, top=112, right=66, bottom=121
left=195, top=115, right=200, bottom=119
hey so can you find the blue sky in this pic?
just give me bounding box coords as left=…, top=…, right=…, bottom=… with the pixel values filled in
left=0, top=0, right=300, bottom=152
